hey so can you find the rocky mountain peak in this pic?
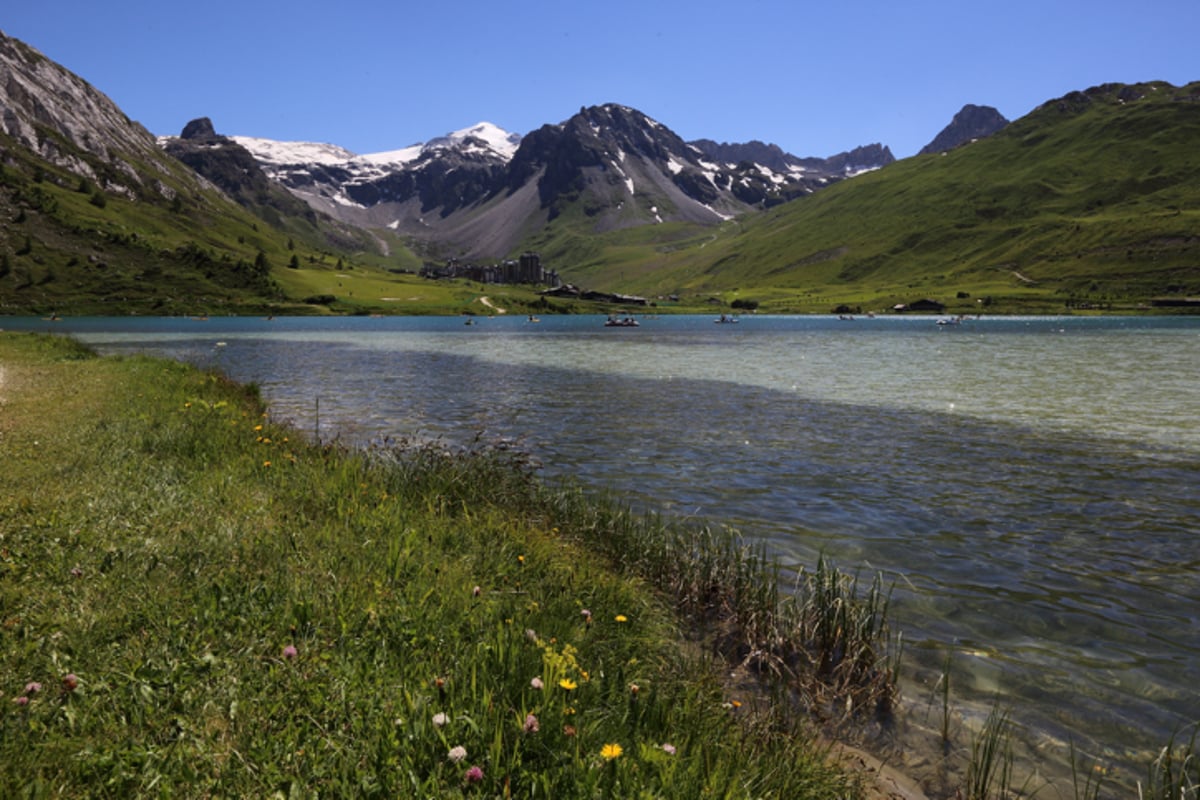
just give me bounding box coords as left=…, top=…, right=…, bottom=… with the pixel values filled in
left=688, top=139, right=791, bottom=172
left=557, top=104, right=682, bottom=161
left=688, top=139, right=895, bottom=176
left=180, top=117, right=218, bottom=140
left=421, top=122, right=522, bottom=161
left=919, top=104, right=1009, bottom=155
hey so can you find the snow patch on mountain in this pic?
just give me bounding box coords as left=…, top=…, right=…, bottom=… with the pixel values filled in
left=231, top=137, right=358, bottom=165
left=356, top=144, right=424, bottom=166
left=425, top=122, right=522, bottom=159
left=704, top=204, right=735, bottom=222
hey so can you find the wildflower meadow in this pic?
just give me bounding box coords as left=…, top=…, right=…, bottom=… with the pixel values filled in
left=0, top=333, right=864, bottom=798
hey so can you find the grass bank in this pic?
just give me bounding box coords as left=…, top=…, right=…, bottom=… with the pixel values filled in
left=0, top=332, right=897, bottom=798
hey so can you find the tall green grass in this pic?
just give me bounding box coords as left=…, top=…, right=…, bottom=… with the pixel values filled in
left=1, top=332, right=870, bottom=797
left=534, top=491, right=899, bottom=722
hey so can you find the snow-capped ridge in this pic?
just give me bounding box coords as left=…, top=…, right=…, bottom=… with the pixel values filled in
left=230, top=137, right=358, bottom=166
left=233, top=122, right=521, bottom=169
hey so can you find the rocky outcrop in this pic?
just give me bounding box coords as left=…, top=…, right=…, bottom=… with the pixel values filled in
left=180, top=117, right=218, bottom=139
left=919, top=104, right=1009, bottom=155
left=822, top=143, right=897, bottom=174
left=161, top=118, right=318, bottom=223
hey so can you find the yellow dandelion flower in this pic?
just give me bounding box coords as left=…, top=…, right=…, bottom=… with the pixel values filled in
left=614, top=614, right=628, bottom=623
left=262, top=461, right=272, bottom=468
left=254, top=424, right=263, bottom=432
left=558, top=678, right=577, bottom=691
left=600, top=743, right=623, bottom=761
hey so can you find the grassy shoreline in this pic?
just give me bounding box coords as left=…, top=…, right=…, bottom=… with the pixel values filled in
left=1, top=332, right=901, bottom=797
left=5, top=332, right=1198, bottom=799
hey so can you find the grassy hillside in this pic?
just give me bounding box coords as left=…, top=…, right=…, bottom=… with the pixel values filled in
left=0, top=136, right=642, bottom=318
left=531, top=81, right=1200, bottom=314
left=0, top=127, right=457, bottom=316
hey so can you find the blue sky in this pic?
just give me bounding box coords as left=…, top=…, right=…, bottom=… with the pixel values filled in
left=4, top=0, right=1197, bottom=159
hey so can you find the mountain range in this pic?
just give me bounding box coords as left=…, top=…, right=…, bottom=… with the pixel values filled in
left=2, top=27, right=1198, bottom=315
left=165, top=107, right=900, bottom=263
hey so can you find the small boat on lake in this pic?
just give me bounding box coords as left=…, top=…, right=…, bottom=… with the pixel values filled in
left=605, top=315, right=640, bottom=327
left=715, top=314, right=739, bottom=324
left=936, top=315, right=971, bottom=328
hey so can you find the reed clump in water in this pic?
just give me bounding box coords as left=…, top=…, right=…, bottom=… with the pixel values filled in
left=540, top=490, right=899, bottom=722
left=1140, top=726, right=1200, bottom=800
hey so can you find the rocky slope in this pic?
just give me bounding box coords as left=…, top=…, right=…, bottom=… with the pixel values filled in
left=1, top=30, right=184, bottom=203
left=160, top=117, right=321, bottom=227
left=0, top=31, right=380, bottom=315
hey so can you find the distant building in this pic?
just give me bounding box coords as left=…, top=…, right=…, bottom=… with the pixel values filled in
left=893, top=299, right=946, bottom=313
left=540, top=285, right=647, bottom=306
left=1151, top=297, right=1200, bottom=308
left=420, top=251, right=561, bottom=287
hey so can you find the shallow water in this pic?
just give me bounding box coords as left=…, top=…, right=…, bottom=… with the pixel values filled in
left=7, top=313, right=1199, bottom=789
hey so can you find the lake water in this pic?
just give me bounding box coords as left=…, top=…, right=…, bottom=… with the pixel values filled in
left=5, top=313, right=1198, bottom=792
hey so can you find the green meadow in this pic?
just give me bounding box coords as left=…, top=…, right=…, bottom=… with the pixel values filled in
left=0, top=332, right=900, bottom=798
